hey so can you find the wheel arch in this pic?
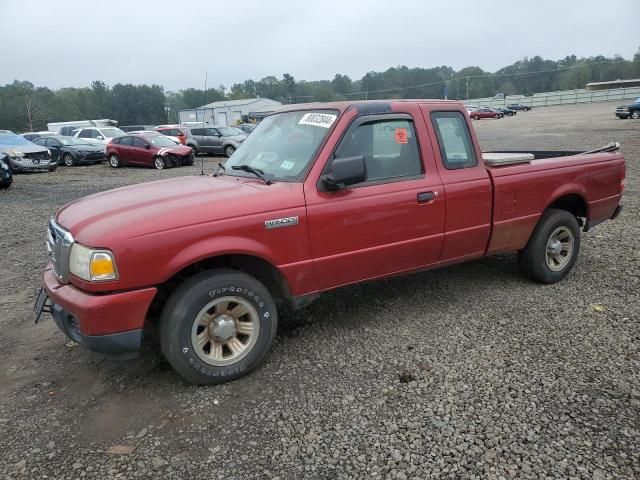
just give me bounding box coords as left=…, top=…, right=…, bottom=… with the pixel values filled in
left=545, top=193, right=588, bottom=226
left=148, top=253, right=291, bottom=323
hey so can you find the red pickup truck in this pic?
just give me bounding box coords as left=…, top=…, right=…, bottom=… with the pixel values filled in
left=35, top=100, right=625, bottom=384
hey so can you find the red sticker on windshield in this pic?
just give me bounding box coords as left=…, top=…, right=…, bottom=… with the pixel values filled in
left=395, top=128, right=408, bottom=144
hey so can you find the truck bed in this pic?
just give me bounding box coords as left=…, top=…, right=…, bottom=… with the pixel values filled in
left=483, top=147, right=625, bottom=256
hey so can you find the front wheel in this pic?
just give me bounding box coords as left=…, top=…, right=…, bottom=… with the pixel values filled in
left=518, top=208, right=581, bottom=284
left=494, top=114, right=500, bottom=119
left=631, top=111, right=640, bottom=119
left=154, top=157, right=166, bottom=170
left=63, top=153, right=75, bottom=167
left=225, top=145, right=236, bottom=157
left=108, top=154, right=120, bottom=168
left=159, top=269, right=278, bottom=384
left=473, top=115, right=480, bottom=120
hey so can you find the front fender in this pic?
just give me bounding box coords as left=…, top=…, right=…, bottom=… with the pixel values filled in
left=163, top=235, right=279, bottom=283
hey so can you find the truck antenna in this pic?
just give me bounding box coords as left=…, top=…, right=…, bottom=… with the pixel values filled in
left=200, top=71, right=207, bottom=175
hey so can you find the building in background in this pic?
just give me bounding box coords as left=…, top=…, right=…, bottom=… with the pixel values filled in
left=178, top=98, right=282, bottom=126
left=585, top=78, right=640, bottom=91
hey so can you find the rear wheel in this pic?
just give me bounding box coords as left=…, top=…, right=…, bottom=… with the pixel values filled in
left=225, top=145, right=236, bottom=157
left=518, top=208, right=581, bottom=284
left=473, top=115, right=480, bottom=120
left=108, top=154, right=120, bottom=168
left=631, top=110, right=640, bottom=119
left=63, top=153, right=74, bottom=167
left=154, top=157, right=166, bottom=170
left=159, top=269, right=278, bottom=384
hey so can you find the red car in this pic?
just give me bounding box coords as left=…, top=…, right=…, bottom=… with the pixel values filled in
left=469, top=108, right=503, bottom=120
left=36, top=100, right=625, bottom=384
left=106, top=133, right=194, bottom=169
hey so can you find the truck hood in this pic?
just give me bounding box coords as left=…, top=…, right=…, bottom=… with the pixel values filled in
left=56, top=176, right=303, bottom=247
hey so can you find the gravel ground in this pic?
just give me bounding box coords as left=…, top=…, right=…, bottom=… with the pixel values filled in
left=0, top=101, right=638, bottom=479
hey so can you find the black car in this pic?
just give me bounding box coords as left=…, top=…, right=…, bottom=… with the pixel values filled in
left=490, top=107, right=517, bottom=116
left=33, top=135, right=105, bottom=166
left=506, top=103, right=532, bottom=111
left=0, top=154, right=13, bottom=188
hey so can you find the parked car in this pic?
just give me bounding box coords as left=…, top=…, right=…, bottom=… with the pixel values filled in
left=155, top=125, right=247, bottom=156
left=73, top=127, right=125, bottom=146
left=33, top=135, right=105, bottom=166
left=0, top=130, right=15, bottom=134
left=489, top=107, right=517, bottom=116
left=154, top=125, right=188, bottom=145
left=235, top=123, right=257, bottom=134
left=34, top=100, right=625, bottom=385
left=106, top=133, right=194, bottom=169
left=120, top=125, right=157, bottom=133
left=615, top=97, right=640, bottom=119
left=470, top=108, right=503, bottom=120
left=21, top=131, right=56, bottom=141
left=0, top=154, right=13, bottom=188
left=127, top=130, right=180, bottom=144
left=506, top=103, right=532, bottom=111
left=0, top=133, right=56, bottom=172
left=60, top=126, right=80, bottom=136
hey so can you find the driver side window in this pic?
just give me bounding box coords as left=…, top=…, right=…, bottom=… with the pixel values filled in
left=334, top=117, right=423, bottom=184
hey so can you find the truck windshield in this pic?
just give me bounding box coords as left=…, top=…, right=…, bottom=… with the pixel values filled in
left=224, top=110, right=338, bottom=182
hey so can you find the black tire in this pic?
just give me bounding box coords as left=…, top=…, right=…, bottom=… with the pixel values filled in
left=518, top=208, right=581, bottom=284
left=188, top=145, right=198, bottom=156
left=494, top=114, right=500, bottom=119
left=108, top=153, right=120, bottom=168
left=185, top=154, right=195, bottom=166
left=631, top=111, right=640, bottom=119
left=153, top=156, right=166, bottom=170
left=159, top=269, right=278, bottom=384
left=225, top=145, right=236, bottom=157
left=63, top=153, right=75, bottom=167
left=473, top=115, right=480, bottom=120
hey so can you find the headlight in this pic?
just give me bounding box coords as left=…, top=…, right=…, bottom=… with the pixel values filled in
left=69, top=243, right=118, bottom=281
left=8, top=149, right=24, bottom=158
left=46, top=149, right=51, bottom=156
left=0, top=162, right=7, bottom=170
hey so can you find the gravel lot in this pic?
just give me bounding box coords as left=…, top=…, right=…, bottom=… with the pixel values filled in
left=0, top=101, right=638, bottom=479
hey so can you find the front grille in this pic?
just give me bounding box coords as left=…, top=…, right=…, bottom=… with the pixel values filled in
left=47, top=218, right=74, bottom=283
left=25, top=152, right=50, bottom=161
left=85, top=152, right=104, bottom=160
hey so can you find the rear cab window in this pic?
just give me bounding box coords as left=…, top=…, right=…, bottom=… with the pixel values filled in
left=430, top=111, right=477, bottom=170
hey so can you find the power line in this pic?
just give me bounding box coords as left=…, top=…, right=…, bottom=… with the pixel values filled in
left=332, top=60, right=627, bottom=98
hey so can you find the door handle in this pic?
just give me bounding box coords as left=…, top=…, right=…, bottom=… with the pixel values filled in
left=417, top=191, right=436, bottom=203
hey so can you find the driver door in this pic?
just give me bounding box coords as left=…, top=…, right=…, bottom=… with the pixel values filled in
left=304, top=109, right=445, bottom=290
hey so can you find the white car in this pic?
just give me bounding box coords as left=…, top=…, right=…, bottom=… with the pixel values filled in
left=73, top=127, right=125, bottom=146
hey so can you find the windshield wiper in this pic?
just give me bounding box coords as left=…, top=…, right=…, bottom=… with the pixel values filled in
left=231, top=165, right=273, bottom=185
left=212, top=162, right=225, bottom=177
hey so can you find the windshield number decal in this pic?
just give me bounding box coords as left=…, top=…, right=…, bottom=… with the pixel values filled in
left=298, top=113, right=337, bottom=128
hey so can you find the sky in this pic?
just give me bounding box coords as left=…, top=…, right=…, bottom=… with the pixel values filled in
left=1, top=0, right=638, bottom=92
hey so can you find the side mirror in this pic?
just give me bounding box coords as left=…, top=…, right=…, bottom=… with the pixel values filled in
left=96, top=135, right=104, bottom=140
left=321, top=155, right=367, bottom=190
left=144, top=144, right=150, bottom=149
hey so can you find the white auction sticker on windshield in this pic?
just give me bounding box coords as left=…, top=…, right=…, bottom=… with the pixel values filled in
left=280, top=160, right=295, bottom=170
left=298, top=112, right=337, bottom=128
